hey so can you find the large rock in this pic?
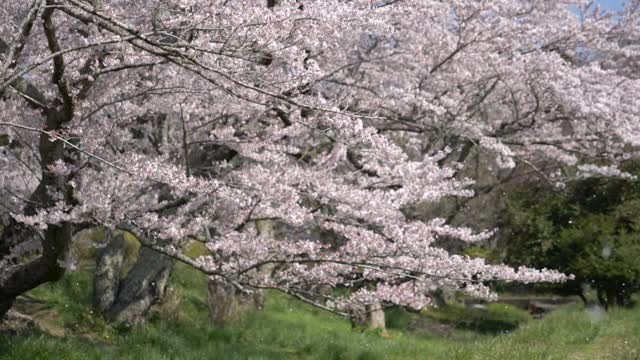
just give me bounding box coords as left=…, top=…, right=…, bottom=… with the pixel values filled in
left=93, top=231, right=173, bottom=326
left=0, top=310, right=36, bottom=335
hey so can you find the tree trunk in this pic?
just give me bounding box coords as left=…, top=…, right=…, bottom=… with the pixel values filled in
left=205, top=221, right=270, bottom=325
left=597, top=288, right=607, bottom=309
left=0, top=112, right=74, bottom=319
left=605, top=287, right=619, bottom=310
left=0, top=224, right=72, bottom=320
left=350, top=301, right=387, bottom=335
left=93, top=232, right=174, bottom=326
left=616, top=291, right=627, bottom=307
left=0, top=218, right=25, bottom=261
left=430, top=288, right=449, bottom=307
left=578, top=291, right=588, bottom=305
left=368, top=301, right=387, bottom=333
left=0, top=7, right=79, bottom=320
left=206, top=279, right=264, bottom=326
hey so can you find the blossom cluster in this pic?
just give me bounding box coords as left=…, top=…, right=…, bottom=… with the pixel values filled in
left=1, top=0, right=638, bottom=311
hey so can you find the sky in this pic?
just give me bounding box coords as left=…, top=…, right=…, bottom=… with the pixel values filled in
left=598, top=0, right=625, bottom=11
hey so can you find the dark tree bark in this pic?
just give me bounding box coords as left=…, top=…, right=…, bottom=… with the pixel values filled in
left=596, top=286, right=624, bottom=310
left=597, top=288, right=607, bottom=309
left=605, top=287, right=619, bottom=310
left=0, top=125, right=73, bottom=319
left=578, top=291, right=588, bottom=305
left=0, top=3, right=76, bottom=320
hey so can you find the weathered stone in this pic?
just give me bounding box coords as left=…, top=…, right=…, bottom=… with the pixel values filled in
left=93, top=231, right=125, bottom=312
left=93, top=231, right=173, bottom=326
left=0, top=310, right=36, bottom=335
left=105, top=247, right=173, bottom=325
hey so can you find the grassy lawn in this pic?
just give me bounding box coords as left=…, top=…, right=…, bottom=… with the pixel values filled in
left=1, top=262, right=638, bottom=360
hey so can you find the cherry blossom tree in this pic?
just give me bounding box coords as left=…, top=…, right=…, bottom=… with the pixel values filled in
left=1, top=0, right=639, bottom=322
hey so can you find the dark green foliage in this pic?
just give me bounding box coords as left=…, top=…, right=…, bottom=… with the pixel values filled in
left=498, top=163, right=640, bottom=308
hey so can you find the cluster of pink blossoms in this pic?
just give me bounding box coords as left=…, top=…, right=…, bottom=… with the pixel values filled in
left=1, top=0, right=639, bottom=311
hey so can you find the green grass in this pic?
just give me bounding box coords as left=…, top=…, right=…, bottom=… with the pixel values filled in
left=458, top=303, right=640, bottom=360
left=1, top=263, right=639, bottom=360
left=421, top=302, right=532, bottom=334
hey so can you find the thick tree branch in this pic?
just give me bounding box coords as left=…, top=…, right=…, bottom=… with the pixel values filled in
left=42, top=0, right=74, bottom=120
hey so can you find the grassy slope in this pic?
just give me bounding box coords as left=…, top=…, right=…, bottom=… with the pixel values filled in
left=1, top=263, right=638, bottom=360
